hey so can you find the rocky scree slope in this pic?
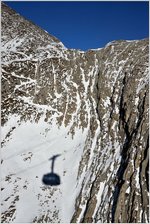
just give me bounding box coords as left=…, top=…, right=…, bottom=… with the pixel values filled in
left=1, top=3, right=149, bottom=223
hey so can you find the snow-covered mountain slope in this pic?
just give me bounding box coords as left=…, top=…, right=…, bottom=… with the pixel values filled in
left=1, top=3, right=149, bottom=223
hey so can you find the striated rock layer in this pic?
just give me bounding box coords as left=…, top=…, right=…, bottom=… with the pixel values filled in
left=1, top=3, right=149, bottom=223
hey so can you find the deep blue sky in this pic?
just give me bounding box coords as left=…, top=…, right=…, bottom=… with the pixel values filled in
left=4, top=1, right=149, bottom=50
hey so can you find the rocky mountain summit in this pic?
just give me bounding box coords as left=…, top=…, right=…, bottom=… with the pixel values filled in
left=1, top=3, right=149, bottom=223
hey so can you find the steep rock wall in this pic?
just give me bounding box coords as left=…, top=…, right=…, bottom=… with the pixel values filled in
left=1, top=3, right=149, bottom=223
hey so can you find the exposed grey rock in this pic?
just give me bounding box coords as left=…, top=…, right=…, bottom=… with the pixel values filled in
left=1, top=3, right=149, bottom=223
left=72, top=39, right=149, bottom=223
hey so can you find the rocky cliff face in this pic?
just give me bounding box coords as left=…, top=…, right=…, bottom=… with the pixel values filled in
left=1, top=3, right=149, bottom=223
